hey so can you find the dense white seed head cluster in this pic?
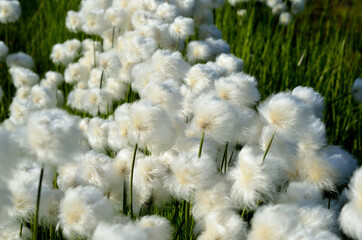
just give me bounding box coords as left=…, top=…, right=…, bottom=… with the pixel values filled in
left=0, top=0, right=360, bottom=239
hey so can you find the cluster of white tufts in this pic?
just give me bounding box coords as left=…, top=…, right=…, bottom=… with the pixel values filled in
left=0, top=0, right=21, bottom=24
left=231, top=0, right=307, bottom=25
left=0, top=0, right=360, bottom=239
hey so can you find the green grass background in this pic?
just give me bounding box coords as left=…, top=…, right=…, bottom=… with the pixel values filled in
left=0, top=0, right=361, bottom=238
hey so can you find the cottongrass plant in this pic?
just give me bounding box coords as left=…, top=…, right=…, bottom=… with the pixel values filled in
left=0, top=0, right=360, bottom=239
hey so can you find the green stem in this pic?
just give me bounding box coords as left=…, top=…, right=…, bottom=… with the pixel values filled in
left=93, top=41, right=97, bottom=68
left=33, top=164, right=44, bottom=240
left=175, top=216, right=185, bottom=240
left=198, top=131, right=205, bottom=158
left=262, top=132, right=275, bottom=164
left=130, top=143, right=138, bottom=219
left=221, top=142, right=228, bottom=173
left=112, top=26, right=115, bottom=49
left=53, top=168, right=58, bottom=189
left=175, top=37, right=180, bottom=51
left=123, top=180, right=127, bottom=215
left=241, top=206, right=246, bottom=218
left=99, top=69, right=104, bottom=89
left=228, top=151, right=234, bottom=167
left=19, top=222, right=23, bottom=238
left=329, top=92, right=350, bottom=104
left=50, top=225, right=54, bottom=240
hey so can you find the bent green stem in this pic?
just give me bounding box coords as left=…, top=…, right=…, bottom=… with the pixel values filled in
left=19, top=222, right=23, bottom=238
left=112, top=26, right=115, bottom=48
left=130, top=143, right=138, bottom=219
left=221, top=142, right=229, bottom=173
left=198, top=131, right=205, bottom=158
left=262, top=132, right=275, bottom=165
left=33, top=164, right=44, bottom=240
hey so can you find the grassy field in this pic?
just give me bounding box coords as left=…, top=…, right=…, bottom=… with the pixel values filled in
left=215, top=0, right=362, bottom=161
left=1, top=0, right=360, bottom=160
left=0, top=0, right=361, bottom=239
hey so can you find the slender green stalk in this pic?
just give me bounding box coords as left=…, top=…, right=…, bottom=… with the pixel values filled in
left=221, top=142, right=229, bottom=173
left=50, top=225, right=54, bottom=240
left=175, top=37, right=180, bottom=51
left=184, top=201, right=191, bottom=240
left=262, top=132, right=275, bottom=165
left=228, top=151, right=234, bottom=168
left=53, top=168, right=58, bottom=189
left=19, top=222, right=23, bottom=238
left=329, top=92, right=350, bottom=104
left=241, top=207, right=246, bottom=218
left=33, top=164, right=44, bottom=240
left=99, top=69, right=104, bottom=89
left=175, top=217, right=185, bottom=240
left=198, top=131, right=205, bottom=158
left=130, top=143, right=138, bottom=219
left=93, top=40, right=97, bottom=68
left=112, top=26, right=115, bottom=48
left=123, top=180, right=127, bottom=215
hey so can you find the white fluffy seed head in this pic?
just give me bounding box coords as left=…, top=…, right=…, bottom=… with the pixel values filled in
left=279, top=12, right=292, bottom=25
left=164, top=152, right=217, bottom=201
left=216, top=53, right=244, bottom=75
left=129, top=100, right=176, bottom=153
left=6, top=52, right=34, bottom=69
left=105, top=7, right=127, bottom=27
left=227, top=145, right=287, bottom=209
left=322, top=145, right=357, bottom=187
left=351, top=77, right=362, bottom=104
left=142, top=79, right=183, bottom=115
left=169, top=16, right=194, bottom=40
left=189, top=93, right=239, bottom=144
left=26, top=109, right=85, bottom=166
left=137, top=215, right=173, bottom=240
left=187, top=40, right=214, bottom=63
left=0, top=220, right=31, bottom=240
left=258, top=92, right=312, bottom=137
left=0, top=1, right=21, bottom=23
left=297, top=150, right=338, bottom=191
left=132, top=156, right=167, bottom=205
left=30, top=85, right=57, bottom=110
left=93, top=222, right=148, bottom=240
left=0, top=41, right=9, bottom=60
left=156, top=3, right=178, bottom=22
left=150, top=49, right=190, bottom=82
left=292, top=86, right=324, bottom=118
left=192, top=176, right=233, bottom=221
left=77, top=151, right=114, bottom=193
left=9, top=67, right=39, bottom=88
left=197, top=210, right=247, bottom=240
left=64, top=62, right=89, bottom=84
left=50, top=43, right=74, bottom=66
left=59, top=186, right=113, bottom=238
left=339, top=199, right=362, bottom=239
left=86, top=117, right=109, bottom=151
left=184, top=64, right=218, bottom=94
left=248, top=204, right=299, bottom=240
left=275, top=181, right=323, bottom=205
left=66, top=10, right=83, bottom=32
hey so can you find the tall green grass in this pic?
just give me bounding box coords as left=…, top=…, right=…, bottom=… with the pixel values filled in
left=215, top=0, right=362, bottom=161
